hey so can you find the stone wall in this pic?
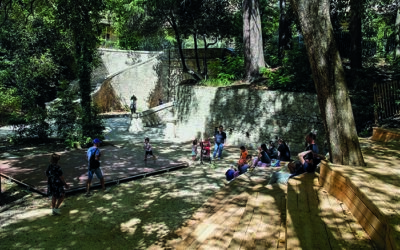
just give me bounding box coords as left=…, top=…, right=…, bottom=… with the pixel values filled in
left=174, top=85, right=326, bottom=155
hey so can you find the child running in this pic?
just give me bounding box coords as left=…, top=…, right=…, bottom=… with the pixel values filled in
left=192, top=139, right=198, bottom=161
left=144, top=137, right=157, bottom=161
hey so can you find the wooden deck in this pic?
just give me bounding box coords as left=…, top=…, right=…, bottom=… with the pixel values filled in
left=157, top=168, right=373, bottom=250
left=287, top=173, right=373, bottom=249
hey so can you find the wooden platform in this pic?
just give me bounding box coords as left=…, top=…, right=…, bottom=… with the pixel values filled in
left=319, top=161, right=399, bottom=250
left=287, top=173, right=373, bottom=249
left=0, top=144, right=187, bottom=195
left=371, top=127, right=400, bottom=142
left=155, top=167, right=372, bottom=250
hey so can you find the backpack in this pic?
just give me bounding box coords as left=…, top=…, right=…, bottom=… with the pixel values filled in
left=89, top=148, right=100, bottom=169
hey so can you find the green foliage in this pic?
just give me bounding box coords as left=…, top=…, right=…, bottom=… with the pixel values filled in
left=11, top=107, right=52, bottom=141
left=203, top=55, right=244, bottom=86
left=0, top=85, right=21, bottom=125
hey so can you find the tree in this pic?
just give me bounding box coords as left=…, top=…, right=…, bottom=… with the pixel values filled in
left=55, top=0, right=105, bottom=138
left=396, top=6, right=400, bottom=58
left=350, top=0, right=363, bottom=69
left=289, top=0, right=365, bottom=166
left=278, top=0, right=292, bottom=60
left=243, top=0, right=265, bottom=80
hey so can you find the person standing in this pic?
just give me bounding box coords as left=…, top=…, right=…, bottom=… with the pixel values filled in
left=144, top=137, right=157, bottom=161
left=213, top=125, right=227, bottom=160
left=130, top=94, right=137, bottom=114
left=46, top=153, right=69, bottom=215
left=86, top=138, right=107, bottom=196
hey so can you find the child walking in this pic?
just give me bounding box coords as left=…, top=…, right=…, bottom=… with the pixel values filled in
left=192, top=139, right=198, bottom=161
left=45, top=153, right=69, bottom=215
left=144, top=137, right=157, bottom=161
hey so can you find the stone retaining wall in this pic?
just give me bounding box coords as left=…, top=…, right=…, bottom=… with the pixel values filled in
left=174, top=85, right=326, bottom=155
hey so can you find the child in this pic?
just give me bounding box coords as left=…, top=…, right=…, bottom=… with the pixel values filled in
left=144, top=137, right=157, bottom=161
left=192, top=139, right=198, bottom=161
left=225, top=165, right=239, bottom=181
left=202, top=137, right=211, bottom=156
left=45, top=153, right=69, bottom=215
left=239, top=146, right=248, bottom=162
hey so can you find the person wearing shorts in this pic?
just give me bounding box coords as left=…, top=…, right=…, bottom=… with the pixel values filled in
left=86, top=138, right=107, bottom=196
left=144, top=137, right=157, bottom=161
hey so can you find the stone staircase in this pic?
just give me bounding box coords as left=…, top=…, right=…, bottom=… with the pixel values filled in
left=162, top=169, right=375, bottom=250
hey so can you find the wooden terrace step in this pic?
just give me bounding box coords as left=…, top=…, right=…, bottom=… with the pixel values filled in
left=286, top=173, right=375, bottom=250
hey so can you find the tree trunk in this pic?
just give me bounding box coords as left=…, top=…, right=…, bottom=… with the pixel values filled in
left=278, top=0, right=291, bottom=61
left=289, top=0, right=365, bottom=166
left=243, top=0, right=265, bottom=80
left=396, top=7, right=400, bottom=58
left=193, top=32, right=201, bottom=74
left=350, top=0, right=362, bottom=69
left=169, top=13, right=202, bottom=81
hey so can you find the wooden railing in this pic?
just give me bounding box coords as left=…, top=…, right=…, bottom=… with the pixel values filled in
left=374, top=81, right=400, bottom=122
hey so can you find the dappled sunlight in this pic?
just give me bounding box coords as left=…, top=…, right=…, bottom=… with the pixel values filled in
left=143, top=222, right=169, bottom=238
left=120, top=218, right=141, bottom=235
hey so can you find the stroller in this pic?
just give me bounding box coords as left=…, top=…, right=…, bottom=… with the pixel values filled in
left=200, top=139, right=212, bottom=164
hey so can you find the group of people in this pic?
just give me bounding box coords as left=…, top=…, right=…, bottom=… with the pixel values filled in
left=46, top=137, right=158, bottom=215
left=225, top=132, right=324, bottom=182
left=225, top=139, right=290, bottom=181
left=191, top=125, right=227, bottom=161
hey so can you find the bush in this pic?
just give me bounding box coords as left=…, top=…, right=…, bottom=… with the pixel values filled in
left=204, top=55, right=244, bottom=86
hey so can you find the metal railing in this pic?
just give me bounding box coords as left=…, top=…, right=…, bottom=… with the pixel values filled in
left=374, top=81, right=400, bottom=122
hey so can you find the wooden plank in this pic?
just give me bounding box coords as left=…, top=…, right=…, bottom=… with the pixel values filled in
left=320, top=177, right=386, bottom=248
left=227, top=192, right=259, bottom=249
left=252, top=190, right=284, bottom=249
left=307, top=178, right=334, bottom=250
left=170, top=194, right=247, bottom=249
left=180, top=194, right=248, bottom=249
left=286, top=178, right=301, bottom=250
left=329, top=173, right=386, bottom=237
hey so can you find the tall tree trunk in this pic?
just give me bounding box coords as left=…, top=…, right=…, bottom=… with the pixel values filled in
left=169, top=12, right=202, bottom=81
left=193, top=31, right=201, bottom=74
left=278, top=0, right=291, bottom=61
left=289, top=0, right=365, bottom=166
left=243, top=0, right=265, bottom=80
left=396, top=7, right=400, bottom=58
left=350, top=0, right=362, bottom=69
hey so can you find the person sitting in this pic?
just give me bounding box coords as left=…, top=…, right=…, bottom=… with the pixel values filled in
left=239, top=145, right=248, bottom=162
left=305, top=132, right=321, bottom=166
left=238, top=159, right=250, bottom=174
left=267, top=141, right=278, bottom=159
left=225, top=165, right=239, bottom=181
left=288, top=149, right=326, bottom=178
left=253, top=143, right=271, bottom=167
left=277, top=138, right=291, bottom=161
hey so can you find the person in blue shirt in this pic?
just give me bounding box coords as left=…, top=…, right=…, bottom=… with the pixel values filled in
left=85, top=138, right=107, bottom=196
left=213, top=125, right=227, bottom=160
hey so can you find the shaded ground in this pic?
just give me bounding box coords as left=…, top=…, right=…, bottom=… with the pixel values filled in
left=0, top=115, right=399, bottom=249
left=0, top=144, right=187, bottom=194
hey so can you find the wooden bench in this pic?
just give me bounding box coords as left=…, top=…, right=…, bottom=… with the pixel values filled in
left=287, top=173, right=374, bottom=249
left=319, top=161, right=400, bottom=250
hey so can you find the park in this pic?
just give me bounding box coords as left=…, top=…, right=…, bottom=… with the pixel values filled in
left=0, top=0, right=400, bottom=249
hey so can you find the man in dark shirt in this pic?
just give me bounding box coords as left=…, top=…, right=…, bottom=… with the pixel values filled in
left=213, top=125, right=227, bottom=160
